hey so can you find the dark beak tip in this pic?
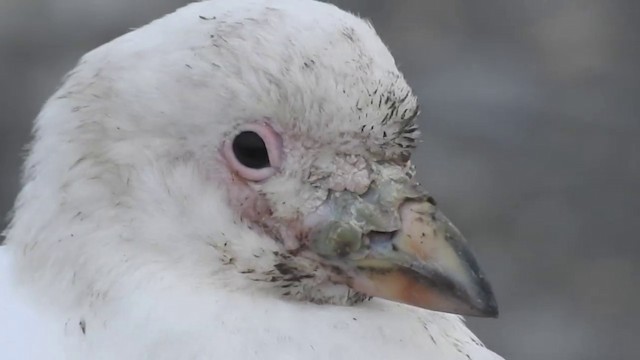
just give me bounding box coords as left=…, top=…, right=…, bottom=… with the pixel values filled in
left=463, top=298, right=499, bottom=318
left=472, top=284, right=499, bottom=318
left=481, top=299, right=500, bottom=318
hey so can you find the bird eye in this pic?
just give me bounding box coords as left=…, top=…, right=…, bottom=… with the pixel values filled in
left=222, top=123, right=282, bottom=182
left=232, top=131, right=270, bottom=169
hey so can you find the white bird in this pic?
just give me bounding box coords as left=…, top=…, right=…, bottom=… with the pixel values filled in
left=0, top=1, right=502, bottom=359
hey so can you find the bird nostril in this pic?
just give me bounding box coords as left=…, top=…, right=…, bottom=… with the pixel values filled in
left=366, top=230, right=399, bottom=250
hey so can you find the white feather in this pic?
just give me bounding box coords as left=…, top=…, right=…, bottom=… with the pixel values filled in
left=1, top=0, right=503, bottom=359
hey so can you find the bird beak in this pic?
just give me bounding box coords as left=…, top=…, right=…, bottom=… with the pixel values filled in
left=306, top=167, right=498, bottom=317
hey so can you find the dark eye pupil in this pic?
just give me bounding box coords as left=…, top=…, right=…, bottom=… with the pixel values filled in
left=232, top=131, right=270, bottom=169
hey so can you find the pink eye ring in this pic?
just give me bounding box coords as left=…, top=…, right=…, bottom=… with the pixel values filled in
left=222, top=122, right=282, bottom=181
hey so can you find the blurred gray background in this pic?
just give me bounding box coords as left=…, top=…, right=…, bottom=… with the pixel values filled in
left=1, top=0, right=638, bottom=359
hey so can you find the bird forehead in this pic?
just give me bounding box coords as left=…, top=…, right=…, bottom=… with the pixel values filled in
left=191, top=1, right=422, bottom=160
left=66, top=0, right=420, bottom=161
left=191, top=2, right=419, bottom=127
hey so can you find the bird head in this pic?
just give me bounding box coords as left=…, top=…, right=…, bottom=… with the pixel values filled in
left=8, top=0, right=497, bottom=318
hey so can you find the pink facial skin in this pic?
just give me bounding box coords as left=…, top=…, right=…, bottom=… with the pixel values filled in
left=220, top=122, right=303, bottom=248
